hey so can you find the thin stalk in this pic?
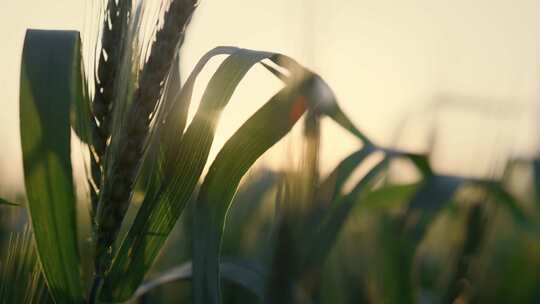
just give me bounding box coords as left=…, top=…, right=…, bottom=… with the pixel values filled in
left=88, top=276, right=102, bottom=304
left=443, top=203, right=486, bottom=303
left=303, top=110, right=321, bottom=201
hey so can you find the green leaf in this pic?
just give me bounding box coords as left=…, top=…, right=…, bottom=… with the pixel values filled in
left=158, top=47, right=241, bottom=163
left=0, top=197, right=19, bottom=207
left=222, top=170, right=279, bottom=255
left=402, top=152, right=432, bottom=177
left=407, top=175, right=463, bottom=212
left=262, top=62, right=373, bottom=146
left=260, top=61, right=288, bottom=82
left=69, top=52, right=92, bottom=145
left=309, top=76, right=371, bottom=144
left=265, top=67, right=372, bottom=145
left=0, top=226, right=51, bottom=303
left=20, top=29, right=84, bottom=303
left=359, top=183, right=419, bottom=210
left=306, top=146, right=375, bottom=234
left=326, top=102, right=372, bottom=145
left=316, top=146, right=375, bottom=204
left=134, top=259, right=266, bottom=299
left=192, top=77, right=313, bottom=304
left=480, top=181, right=528, bottom=225
left=405, top=175, right=464, bottom=243
left=383, top=148, right=432, bottom=177
left=101, top=48, right=303, bottom=301
left=301, top=159, right=389, bottom=273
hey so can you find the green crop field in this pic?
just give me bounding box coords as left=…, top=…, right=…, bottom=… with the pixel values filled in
left=1, top=1, right=539, bottom=303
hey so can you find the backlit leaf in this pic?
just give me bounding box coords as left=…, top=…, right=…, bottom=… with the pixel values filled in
left=20, top=29, right=84, bottom=303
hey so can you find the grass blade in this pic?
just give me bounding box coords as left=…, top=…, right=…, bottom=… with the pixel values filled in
left=192, top=78, right=314, bottom=304
left=383, top=148, right=433, bottom=177
left=20, top=29, right=84, bottom=303
left=134, top=259, right=266, bottom=299
left=69, top=59, right=92, bottom=145
left=405, top=175, right=464, bottom=243
left=316, top=146, right=375, bottom=204
left=102, top=48, right=293, bottom=301
left=301, top=159, right=389, bottom=273
left=401, top=152, right=432, bottom=177
left=222, top=170, right=279, bottom=256
left=481, top=181, right=528, bottom=225
left=408, top=175, right=463, bottom=212
left=0, top=227, right=51, bottom=303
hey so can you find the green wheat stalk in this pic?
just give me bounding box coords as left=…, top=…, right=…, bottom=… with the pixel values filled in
left=94, top=0, right=196, bottom=273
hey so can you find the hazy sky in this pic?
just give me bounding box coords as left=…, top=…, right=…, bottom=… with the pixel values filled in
left=1, top=0, right=540, bottom=190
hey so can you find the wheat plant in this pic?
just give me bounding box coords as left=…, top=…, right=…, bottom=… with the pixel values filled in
left=13, top=0, right=362, bottom=302
left=2, top=1, right=540, bottom=304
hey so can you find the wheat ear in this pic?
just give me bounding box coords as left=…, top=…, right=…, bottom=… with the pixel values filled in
left=94, top=0, right=197, bottom=274
left=90, top=0, right=131, bottom=219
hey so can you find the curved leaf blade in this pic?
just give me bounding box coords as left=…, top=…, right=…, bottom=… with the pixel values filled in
left=316, top=146, right=375, bottom=205
left=405, top=175, right=464, bottom=244
left=192, top=79, right=312, bottom=304
left=480, top=181, right=528, bottom=225
left=134, top=259, right=266, bottom=299
left=102, top=48, right=281, bottom=301
left=301, top=159, right=389, bottom=272
left=20, top=29, right=84, bottom=303
left=408, top=175, right=463, bottom=212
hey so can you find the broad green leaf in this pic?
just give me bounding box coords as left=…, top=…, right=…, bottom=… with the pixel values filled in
left=69, top=54, right=92, bottom=145
left=101, top=48, right=303, bottom=301
left=134, top=259, right=266, bottom=299
left=192, top=78, right=313, bottom=304
left=20, top=29, right=84, bottom=303
left=0, top=197, right=19, bottom=207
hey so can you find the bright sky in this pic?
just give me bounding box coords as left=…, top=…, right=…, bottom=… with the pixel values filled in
left=1, top=0, right=540, bottom=191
